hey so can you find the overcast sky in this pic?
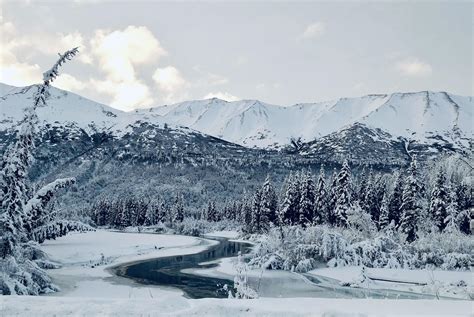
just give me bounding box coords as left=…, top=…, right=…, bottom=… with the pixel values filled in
left=1, top=1, right=472, bottom=111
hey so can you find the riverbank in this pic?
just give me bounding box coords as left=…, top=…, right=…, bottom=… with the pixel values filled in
left=40, top=230, right=217, bottom=298
left=1, top=230, right=472, bottom=316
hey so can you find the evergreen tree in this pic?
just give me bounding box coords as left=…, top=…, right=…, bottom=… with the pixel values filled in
left=172, top=193, right=184, bottom=223
left=241, top=200, right=253, bottom=234
left=326, top=168, right=339, bottom=226
left=429, top=168, right=449, bottom=231
left=260, top=176, right=278, bottom=227
left=388, top=171, right=403, bottom=227
left=279, top=173, right=300, bottom=225
left=0, top=47, right=79, bottom=258
left=298, top=170, right=315, bottom=226
left=365, top=173, right=384, bottom=224
left=357, top=166, right=369, bottom=205
left=378, top=192, right=390, bottom=229
left=251, top=188, right=263, bottom=233
left=444, top=187, right=459, bottom=233
left=399, top=156, right=423, bottom=242
left=333, top=160, right=352, bottom=227
left=314, top=165, right=328, bottom=224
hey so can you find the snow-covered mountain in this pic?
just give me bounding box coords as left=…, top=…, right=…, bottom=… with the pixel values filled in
left=0, top=82, right=472, bottom=154
left=147, top=92, right=472, bottom=149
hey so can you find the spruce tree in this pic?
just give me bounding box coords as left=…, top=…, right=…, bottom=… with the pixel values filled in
left=260, top=176, right=278, bottom=227
left=388, top=171, right=403, bottom=227
left=444, top=187, right=459, bottom=233
left=279, top=173, right=300, bottom=225
left=378, top=192, right=390, bottom=230
left=314, top=165, right=328, bottom=224
left=429, top=168, right=449, bottom=231
left=172, top=193, right=184, bottom=223
left=251, top=188, right=263, bottom=233
left=1, top=47, right=79, bottom=258
left=298, top=170, right=315, bottom=226
left=326, top=168, right=339, bottom=226
left=399, top=156, right=423, bottom=242
left=333, top=160, right=352, bottom=227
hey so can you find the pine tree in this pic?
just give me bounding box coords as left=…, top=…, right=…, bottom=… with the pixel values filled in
left=326, top=168, right=338, bottom=226
left=388, top=171, right=403, bottom=227
left=378, top=192, right=390, bottom=230
left=251, top=188, right=262, bottom=233
left=298, top=170, right=315, bottom=226
left=444, top=187, right=459, bottom=234
left=365, top=173, right=384, bottom=224
left=399, top=156, right=423, bottom=242
left=314, top=165, right=328, bottom=224
left=172, top=193, right=184, bottom=223
left=0, top=47, right=79, bottom=258
left=357, top=166, right=369, bottom=205
left=279, top=173, right=300, bottom=225
left=260, top=176, right=278, bottom=227
left=241, top=200, right=253, bottom=234
left=333, top=160, right=352, bottom=227
left=429, top=168, right=449, bottom=231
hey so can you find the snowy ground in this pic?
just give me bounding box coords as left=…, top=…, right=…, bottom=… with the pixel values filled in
left=307, top=266, right=474, bottom=300
left=1, top=230, right=472, bottom=316
left=40, top=230, right=217, bottom=298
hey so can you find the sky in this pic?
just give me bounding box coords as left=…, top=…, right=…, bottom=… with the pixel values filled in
left=1, top=1, right=472, bottom=111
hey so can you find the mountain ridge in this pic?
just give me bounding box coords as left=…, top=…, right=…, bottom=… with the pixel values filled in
left=0, top=82, right=472, bottom=152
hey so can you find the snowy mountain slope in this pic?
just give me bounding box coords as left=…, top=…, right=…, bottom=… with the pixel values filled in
left=1, top=83, right=472, bottom=152
left=148, top=91, right=472, bottom=149
left=0, top=83, right=132, bottom=133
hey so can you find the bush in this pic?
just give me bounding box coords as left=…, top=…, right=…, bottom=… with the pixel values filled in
left=249, top=225, right=473, bottom=272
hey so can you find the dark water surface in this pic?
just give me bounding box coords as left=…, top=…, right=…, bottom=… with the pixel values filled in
left=114, top=237, right=251, bottom=298
left=114, top=237, right=457, bottom=300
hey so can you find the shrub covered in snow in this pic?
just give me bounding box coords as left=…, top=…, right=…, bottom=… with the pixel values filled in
left=249, top=224, right=473, bottom=273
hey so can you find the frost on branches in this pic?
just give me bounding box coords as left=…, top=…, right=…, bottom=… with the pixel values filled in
left=229, top=251, right=258, bottom=299
left=0, top=47, right=90, bottom=295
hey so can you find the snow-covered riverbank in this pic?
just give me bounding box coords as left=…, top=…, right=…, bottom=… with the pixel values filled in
left=1, top=230, right=472, bottom=316
left=40, top=230, right=217, bottom=298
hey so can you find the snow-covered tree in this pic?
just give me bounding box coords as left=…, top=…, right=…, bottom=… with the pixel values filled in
left=232, top=251, right=258, bottom=299
left=260, top=176, right=278, bottom=227
left=251, top=188, right=264, bottom=233
left=0, top=47, right=87, bottom=295
left=298, top=170, right=315, bottom=226
left=314, top=165, right=328, bottom=224
left=333, top=160, right=352, bottom=227
left=388, top=171, right=404, bottom=227
left=279, top=173, right=300, bottom=225
left=172, top=193, right=184, bottom=223
left=429, top=168, right=449, bottom=231
left=399, top=156, right=423, bottom=242
left=444, top=188, right=459, bottom=234
left=378, top=192, right=390, bottom=230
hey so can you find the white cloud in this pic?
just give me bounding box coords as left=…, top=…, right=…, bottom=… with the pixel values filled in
left=91, top=78, right=153, bottom=111
left=0, top=19, right=41, bottom=86
left=396, top=58, right=433, bottom=76
left=152, top=66, right=189, bottom=103
left=86, top=26, right=167, bottom=109
left=300, top=22, right=325, bottom=40
left=52, top=73, right=86, bottom=91
left=204, top=92, right=239, bottom=102
left=91, top=26, right=166, bottom=81
left=152, top=66, right=186, bottom=92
